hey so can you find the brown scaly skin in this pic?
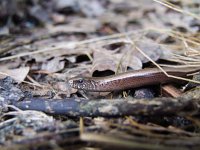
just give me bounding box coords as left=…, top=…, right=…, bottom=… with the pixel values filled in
left=68, top=67, right=200, bottom=92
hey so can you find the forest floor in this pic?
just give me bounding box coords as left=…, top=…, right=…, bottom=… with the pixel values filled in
left=0, top=0, right=200, bottom=149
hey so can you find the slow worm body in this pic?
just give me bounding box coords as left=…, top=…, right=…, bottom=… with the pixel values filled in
left=68, top=67, right=200, bottom=92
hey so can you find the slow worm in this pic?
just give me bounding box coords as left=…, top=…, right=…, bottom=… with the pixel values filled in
left=68, top=67, right=200, bottom=92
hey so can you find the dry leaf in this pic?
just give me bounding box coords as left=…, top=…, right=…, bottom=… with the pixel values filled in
left=0, top=67, right=30, bottom=83
left=41, top=57, right=65, bottom=73
left=91, top=47, right=142, bottom=74
left=133, top=39, right=172, bottom=63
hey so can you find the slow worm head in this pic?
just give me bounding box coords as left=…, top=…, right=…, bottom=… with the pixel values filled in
left=68, top=77, right=101, bottom=91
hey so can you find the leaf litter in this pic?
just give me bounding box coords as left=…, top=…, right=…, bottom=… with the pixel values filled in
left=0, top=0, right=200, bottom=149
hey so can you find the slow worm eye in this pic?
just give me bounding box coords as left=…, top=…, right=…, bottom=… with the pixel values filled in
left=78, top=79, right=83, bottom=83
